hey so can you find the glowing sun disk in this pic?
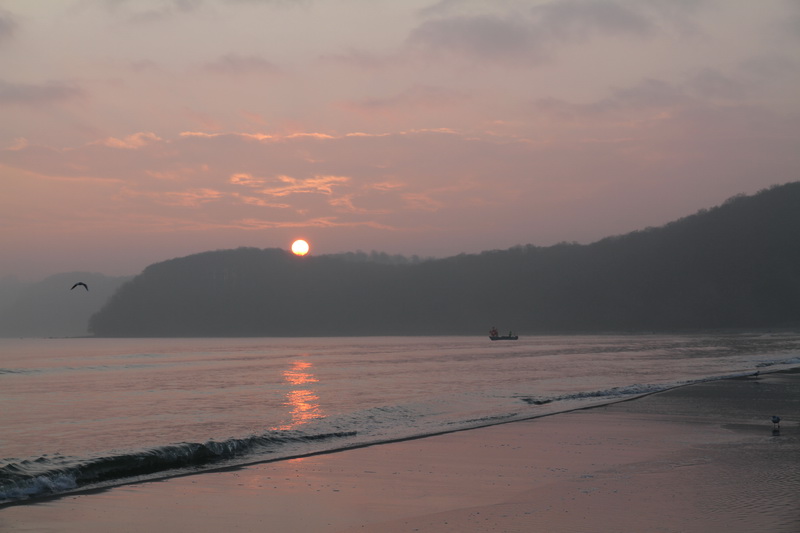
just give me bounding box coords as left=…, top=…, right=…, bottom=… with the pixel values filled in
left=291, top=239, right=310, bottom=256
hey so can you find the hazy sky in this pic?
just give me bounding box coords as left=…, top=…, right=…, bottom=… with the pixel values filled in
left=2, top=0, right=799, bottom=280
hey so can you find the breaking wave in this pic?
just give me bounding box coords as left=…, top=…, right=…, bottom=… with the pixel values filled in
left=519, top=381, right=679, bottom=407
left=756, top=356, right=800, bottom=368
left=0, top=430, right=356, bottom=503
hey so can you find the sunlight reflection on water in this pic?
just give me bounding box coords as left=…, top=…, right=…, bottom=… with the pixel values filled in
left=274, top=359, right=324, bottom=430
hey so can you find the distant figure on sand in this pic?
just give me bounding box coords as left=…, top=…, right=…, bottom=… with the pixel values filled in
left=71, top=282, right=88, bottom=291
left=772, top=415, right=781, bottom=429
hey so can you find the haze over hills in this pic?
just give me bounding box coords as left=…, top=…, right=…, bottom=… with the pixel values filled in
left=0, top=273, right=131, bottom=338
left=86, top=182, right=800, bottom=337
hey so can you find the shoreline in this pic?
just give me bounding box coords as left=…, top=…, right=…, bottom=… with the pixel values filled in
left=1, top=369, right=798, bottom=532
left=0, top=368, right=766, bottom=508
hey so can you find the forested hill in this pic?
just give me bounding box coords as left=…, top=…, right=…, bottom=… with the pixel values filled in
left=89, top=182, right=800, bottom=336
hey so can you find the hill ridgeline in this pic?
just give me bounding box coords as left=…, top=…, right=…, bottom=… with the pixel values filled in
left=89, top=182, right=800, bottom=336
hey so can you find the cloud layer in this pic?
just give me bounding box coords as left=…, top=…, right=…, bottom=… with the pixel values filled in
left=1, top=0, right=799, bottom=279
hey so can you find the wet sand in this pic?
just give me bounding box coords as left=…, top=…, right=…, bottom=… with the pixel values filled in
left=2, top=369, right=798, bottom=532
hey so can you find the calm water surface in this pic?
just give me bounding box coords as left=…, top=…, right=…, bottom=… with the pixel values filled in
left=2, top=333, right=799, bottom=503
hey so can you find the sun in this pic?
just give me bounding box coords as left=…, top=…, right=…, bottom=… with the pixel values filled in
left=291, top=239, right=310, bottom=256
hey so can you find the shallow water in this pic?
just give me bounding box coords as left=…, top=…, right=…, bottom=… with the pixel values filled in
left=2, top=333, right=799, bottom=503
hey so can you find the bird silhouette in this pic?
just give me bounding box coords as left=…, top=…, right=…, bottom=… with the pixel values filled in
left=70, top=282, right=89, bottom=291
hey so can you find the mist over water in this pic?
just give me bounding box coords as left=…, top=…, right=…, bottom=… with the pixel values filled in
left=2, top=334, right=799, bottom=503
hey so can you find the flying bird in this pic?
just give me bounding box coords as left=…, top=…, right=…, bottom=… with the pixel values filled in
left=70, top=282, right=89, bottom=291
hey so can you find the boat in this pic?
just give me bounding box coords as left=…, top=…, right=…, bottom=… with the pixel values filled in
left=488, top=327, right=518, bottom=341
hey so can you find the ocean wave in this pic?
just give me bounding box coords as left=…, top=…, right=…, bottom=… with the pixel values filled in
left=756, top=356, right=800, bottom=368
left=449, top=413, right=520, bottom=426
left=0, top=368, right=40, bottom=375
left=520, top=382, right=676, bottom=406
left=0, top=430, right=356, bottom=503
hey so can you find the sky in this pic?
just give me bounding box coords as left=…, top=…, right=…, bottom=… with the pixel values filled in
left=1, top=0, right=799, bottom=281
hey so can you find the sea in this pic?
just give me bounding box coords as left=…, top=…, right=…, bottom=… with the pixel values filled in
left=2, top=333, right=800, bottom=505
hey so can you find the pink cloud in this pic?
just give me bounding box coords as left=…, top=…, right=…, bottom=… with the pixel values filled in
left=1, top=129, right=526, bottom=238
left=234, top=194, right=290, bottom=209
left=96, top=132, right=163, bottom=149
left=3, top=0, right=797, bottom=282
left=229, top=173, right=267, bottom=187
left=2, top=95, right=797, bottom=277
left=258, top=174, right=351, bottom=197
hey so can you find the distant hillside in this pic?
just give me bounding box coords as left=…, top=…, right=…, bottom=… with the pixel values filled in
left=89, top=182, right=800, bottom=336
left=0, top=273, right=132, bottom=338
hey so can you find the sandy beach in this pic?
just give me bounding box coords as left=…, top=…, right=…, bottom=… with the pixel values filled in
left=2, top=369, right=797, bottom=533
